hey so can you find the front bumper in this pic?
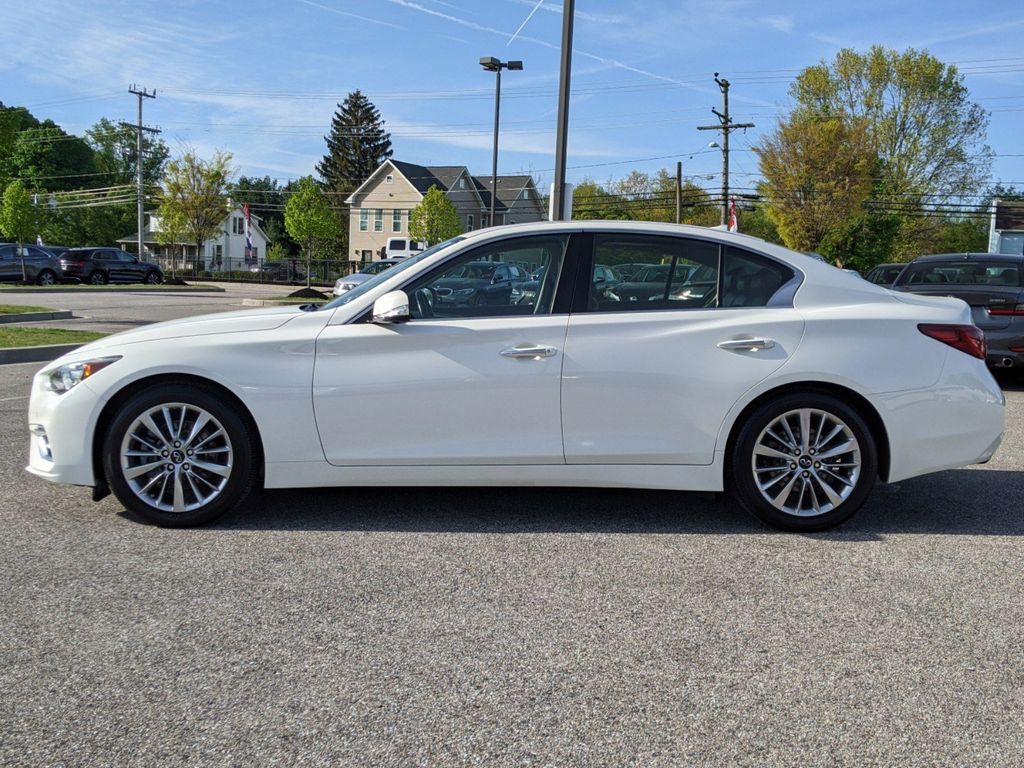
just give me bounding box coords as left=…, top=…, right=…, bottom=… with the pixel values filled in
left=25, top=367, right=105, bottom=487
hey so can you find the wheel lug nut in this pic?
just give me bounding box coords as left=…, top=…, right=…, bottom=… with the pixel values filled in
left=166, top=464, right=173, bottom=472
left=814, top=462, right=821, bottom=468
left=790, top=462, right=797, bottom=469
left=802, top=471, right=809, bottom=477
left=186, top=450, right=193, bottom=456
left=173, top=441, right=181, bottom=448
left=183, top=463, right=190, bottom=471
left=161, top=450, right=168, bottom=457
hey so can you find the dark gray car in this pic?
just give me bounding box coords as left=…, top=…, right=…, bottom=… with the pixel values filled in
left=892, top=252, right=1024, bottom=368
left=0, top=243, right=63, bottom=285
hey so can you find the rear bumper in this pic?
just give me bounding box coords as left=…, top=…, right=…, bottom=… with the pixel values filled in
left=981, top=327, right=1024, bottom=367
left=871, top=350, right=1004, bottom=483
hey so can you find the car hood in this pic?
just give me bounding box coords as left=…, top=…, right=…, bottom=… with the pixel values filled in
left=65, top=305, right=307, bottom=355
left=338, top=273, right=373, bottom=285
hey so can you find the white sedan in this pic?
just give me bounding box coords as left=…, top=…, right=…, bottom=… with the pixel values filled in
left=26, top=222, right=1004, bottom=531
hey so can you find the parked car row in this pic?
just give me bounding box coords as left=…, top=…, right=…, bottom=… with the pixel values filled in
left=0, top=243, right=164, bottom=285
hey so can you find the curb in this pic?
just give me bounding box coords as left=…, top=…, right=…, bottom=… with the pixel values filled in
left=0, top=311, right=74, bottom=324
left=0, top=286, right=224, bottom=294
left=0, top=343, right=85, bottom=365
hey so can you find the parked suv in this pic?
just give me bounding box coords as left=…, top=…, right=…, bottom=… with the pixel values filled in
left=59, top=248, right=163, bottom=285
left=892, top=252, right=1024, bottom=368
left=0, top=243, right=63, bottom=285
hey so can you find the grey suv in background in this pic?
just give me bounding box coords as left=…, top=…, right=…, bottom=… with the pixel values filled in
left=0, top=243, right=63, bottom=285
left=892, top=252, right=1024, bottom=368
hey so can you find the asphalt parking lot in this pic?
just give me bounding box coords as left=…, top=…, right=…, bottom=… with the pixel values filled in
left=2, top=290, right=1024, bottom=766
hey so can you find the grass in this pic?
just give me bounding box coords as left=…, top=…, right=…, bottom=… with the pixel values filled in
left=0, top=283, right=217, bottom=291
left=0, top=327, right=106, bottom=349
left=0, top=304, right=54, bottom=315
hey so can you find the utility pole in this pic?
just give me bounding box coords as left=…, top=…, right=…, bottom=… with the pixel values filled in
left=122, top=85, right=159, bottom=259
left=675, top=160, right=682, bottom=224
left=697, top=74, right=753, bottom=226
left=552, top=0, right=575, bottom=221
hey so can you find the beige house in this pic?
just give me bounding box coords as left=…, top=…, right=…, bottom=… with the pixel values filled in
left=345, top=160, right=545, bottom=261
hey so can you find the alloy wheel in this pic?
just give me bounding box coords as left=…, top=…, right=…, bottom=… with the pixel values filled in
left=750, top=407, right=861, bottom=517
left=119, top=402, right=234, bottom=513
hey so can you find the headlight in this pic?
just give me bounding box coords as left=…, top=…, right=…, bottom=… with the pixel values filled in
left=42, top=356, right=121, bottom=394
left=453, top=288, right=475, bottom=296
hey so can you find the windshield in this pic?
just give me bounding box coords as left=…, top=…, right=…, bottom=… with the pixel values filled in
left=446, top=262, right=496, bottom=280
left=320, top=237, right=465, bottom=309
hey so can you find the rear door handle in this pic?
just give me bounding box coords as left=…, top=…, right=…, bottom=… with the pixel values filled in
left=500, top=345, right=558, bottom=359
left=717, top=337, right=776, bottom=352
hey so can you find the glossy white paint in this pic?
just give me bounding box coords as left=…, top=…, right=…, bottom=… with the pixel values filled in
left=313, top=315, right=568, bottom=465
left=27, top=221, right=1005, bottom=504
left=561, top=307, right=805, bottom=464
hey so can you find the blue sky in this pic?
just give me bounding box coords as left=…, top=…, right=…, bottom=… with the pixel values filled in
left=2, top=0, right=1023, bottom=196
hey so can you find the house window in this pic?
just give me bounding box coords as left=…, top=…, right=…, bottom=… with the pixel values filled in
left=251, top=246, right=258, bottom=259
left=374, top=209, right=384, bottom=232
left=359, top=209, right=369, bottom=232
left=232, top=216, right=245, bottom=234
left=392, top=209, right=402, bottom=232
left=457, top=178, right=466, bottom=189
left=467, top=214, right=474, bottom=231
left=385, top=174, right=394, bottom=184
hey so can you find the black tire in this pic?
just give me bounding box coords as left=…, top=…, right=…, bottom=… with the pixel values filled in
left=144, top=271, right=162, bottom=284
left=36, top=269, right=57, bottom=286
left=102, top=384, right=258, bottom=527
left=474, top=291, right=488, bottom=307
left=88, top=270, right=107, bottom=285
left=730, top=391, right=878, bottom=532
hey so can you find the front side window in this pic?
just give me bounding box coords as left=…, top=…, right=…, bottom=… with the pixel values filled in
left=359, top=209, right=369, bottom=232
left=406, top=235, right=568, bottom=320
left=374, top=209, right=384, bottom=232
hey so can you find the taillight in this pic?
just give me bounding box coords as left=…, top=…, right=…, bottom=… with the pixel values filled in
left=987, top=304, right=1024, bottom=316
left=62, top=260, right=85, bottom=268
left=918, top=323, right=986, bottom=360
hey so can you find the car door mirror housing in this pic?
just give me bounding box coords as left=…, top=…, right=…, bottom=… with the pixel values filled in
left=372, top=290, right=411, bottom=324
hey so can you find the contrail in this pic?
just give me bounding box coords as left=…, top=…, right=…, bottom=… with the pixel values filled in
left=508, top=0, right=544, bottom=46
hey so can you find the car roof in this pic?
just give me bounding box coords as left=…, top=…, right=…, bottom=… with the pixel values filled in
left=907, top=252, right=1023, bottom=264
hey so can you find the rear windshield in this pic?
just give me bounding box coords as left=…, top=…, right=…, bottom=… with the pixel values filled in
left=902, top=261, right=1021, bottom=287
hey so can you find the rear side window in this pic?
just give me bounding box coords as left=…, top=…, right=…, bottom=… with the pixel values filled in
left=903, top=261, right=1021, bottom=286
left=720, top=247, right=794, bottom=307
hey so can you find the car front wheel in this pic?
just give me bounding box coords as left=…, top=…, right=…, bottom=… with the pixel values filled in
left=144, top=271, right=162, bottom=284
left=102, top=384, right=258, bottom=527
left=730, top=392, right=877, bottom=532
left=88, top=271, right=107, bottom=285
left=36, top=269, right=57, bottom=286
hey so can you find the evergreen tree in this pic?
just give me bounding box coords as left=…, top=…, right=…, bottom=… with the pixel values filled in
left=316, top=90, right=393, bottom=196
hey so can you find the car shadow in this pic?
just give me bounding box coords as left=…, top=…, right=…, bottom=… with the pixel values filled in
left=115, top=467, right=1024, bottom=539
left=993, top=369, right=1024, bottom=392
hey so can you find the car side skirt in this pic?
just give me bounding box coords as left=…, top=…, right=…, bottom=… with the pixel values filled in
left=264, top=460, right=726, bottom=492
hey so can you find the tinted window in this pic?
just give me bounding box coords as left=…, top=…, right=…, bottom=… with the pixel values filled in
left=720, top=247, right=793, bottom=307
left=407, top=235, right=567, bottom=319
left=904, top=261, right=1021, bottom=287
left=0, top=246, right=14, bottom=260
left=588, top=234, right=719, bottom=311
left=117, top=251, right=136, bottom=262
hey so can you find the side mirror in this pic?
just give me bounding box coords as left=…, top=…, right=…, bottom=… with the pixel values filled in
left=372, top=290, right=411, bottom=324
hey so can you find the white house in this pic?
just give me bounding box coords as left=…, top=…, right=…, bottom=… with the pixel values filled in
left=989, top=198, right=1024, bottom=255
left=118, top=206, right=271, bottom=271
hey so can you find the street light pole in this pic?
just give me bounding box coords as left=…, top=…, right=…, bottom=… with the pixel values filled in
left=480, top=57, right=523, bottom=227
left=552, top=0, right=575, bottom=221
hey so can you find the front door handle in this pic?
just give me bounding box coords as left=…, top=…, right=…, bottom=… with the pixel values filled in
left=500, top=345, right=558, bottom=359
left=717, top=337, right=776, bottom=352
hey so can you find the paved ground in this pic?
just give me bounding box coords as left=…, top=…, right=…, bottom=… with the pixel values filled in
left=2, top=292, right=1024, bottom=766
left=0, top=281, right=318, bottom=334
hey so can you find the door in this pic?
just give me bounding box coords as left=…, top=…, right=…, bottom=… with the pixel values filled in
left=0, top=245, right=18, bottom=281
left=116, top=250, right=143, bottom=281
left=313, top=233, right=575, bottom=466
left=561, top=234, right=805, bottom=465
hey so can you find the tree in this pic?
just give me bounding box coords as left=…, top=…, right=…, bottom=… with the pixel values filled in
left=154, top=205, right=189, bottom=278
left=409, top=185, right=462, bottom=245
left=792, top=46, right=991, bottom=200
left=317, top=90, right=393, bottom=197
left=756, top=116, right=875, bottom=266
left=156, top=150, right=233, bottom=268
left=285, top=176, right=339, bottom=288
left=0, top=180, right=36, bottom=280
left=86, top=117, right=169, bottom=188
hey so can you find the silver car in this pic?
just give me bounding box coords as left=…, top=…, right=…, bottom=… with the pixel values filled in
left=333, top=258, right=407, bottom=296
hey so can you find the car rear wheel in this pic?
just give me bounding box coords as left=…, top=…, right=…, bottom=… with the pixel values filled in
left=88, top=270, right=107, bottom=285
left=102, top=385, right=258, bottom=527
left=144, top=271, right=162, bottom=284
left=36, top=269, right=57, bottom=286
left=730, top=392, right=877, bottom=532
